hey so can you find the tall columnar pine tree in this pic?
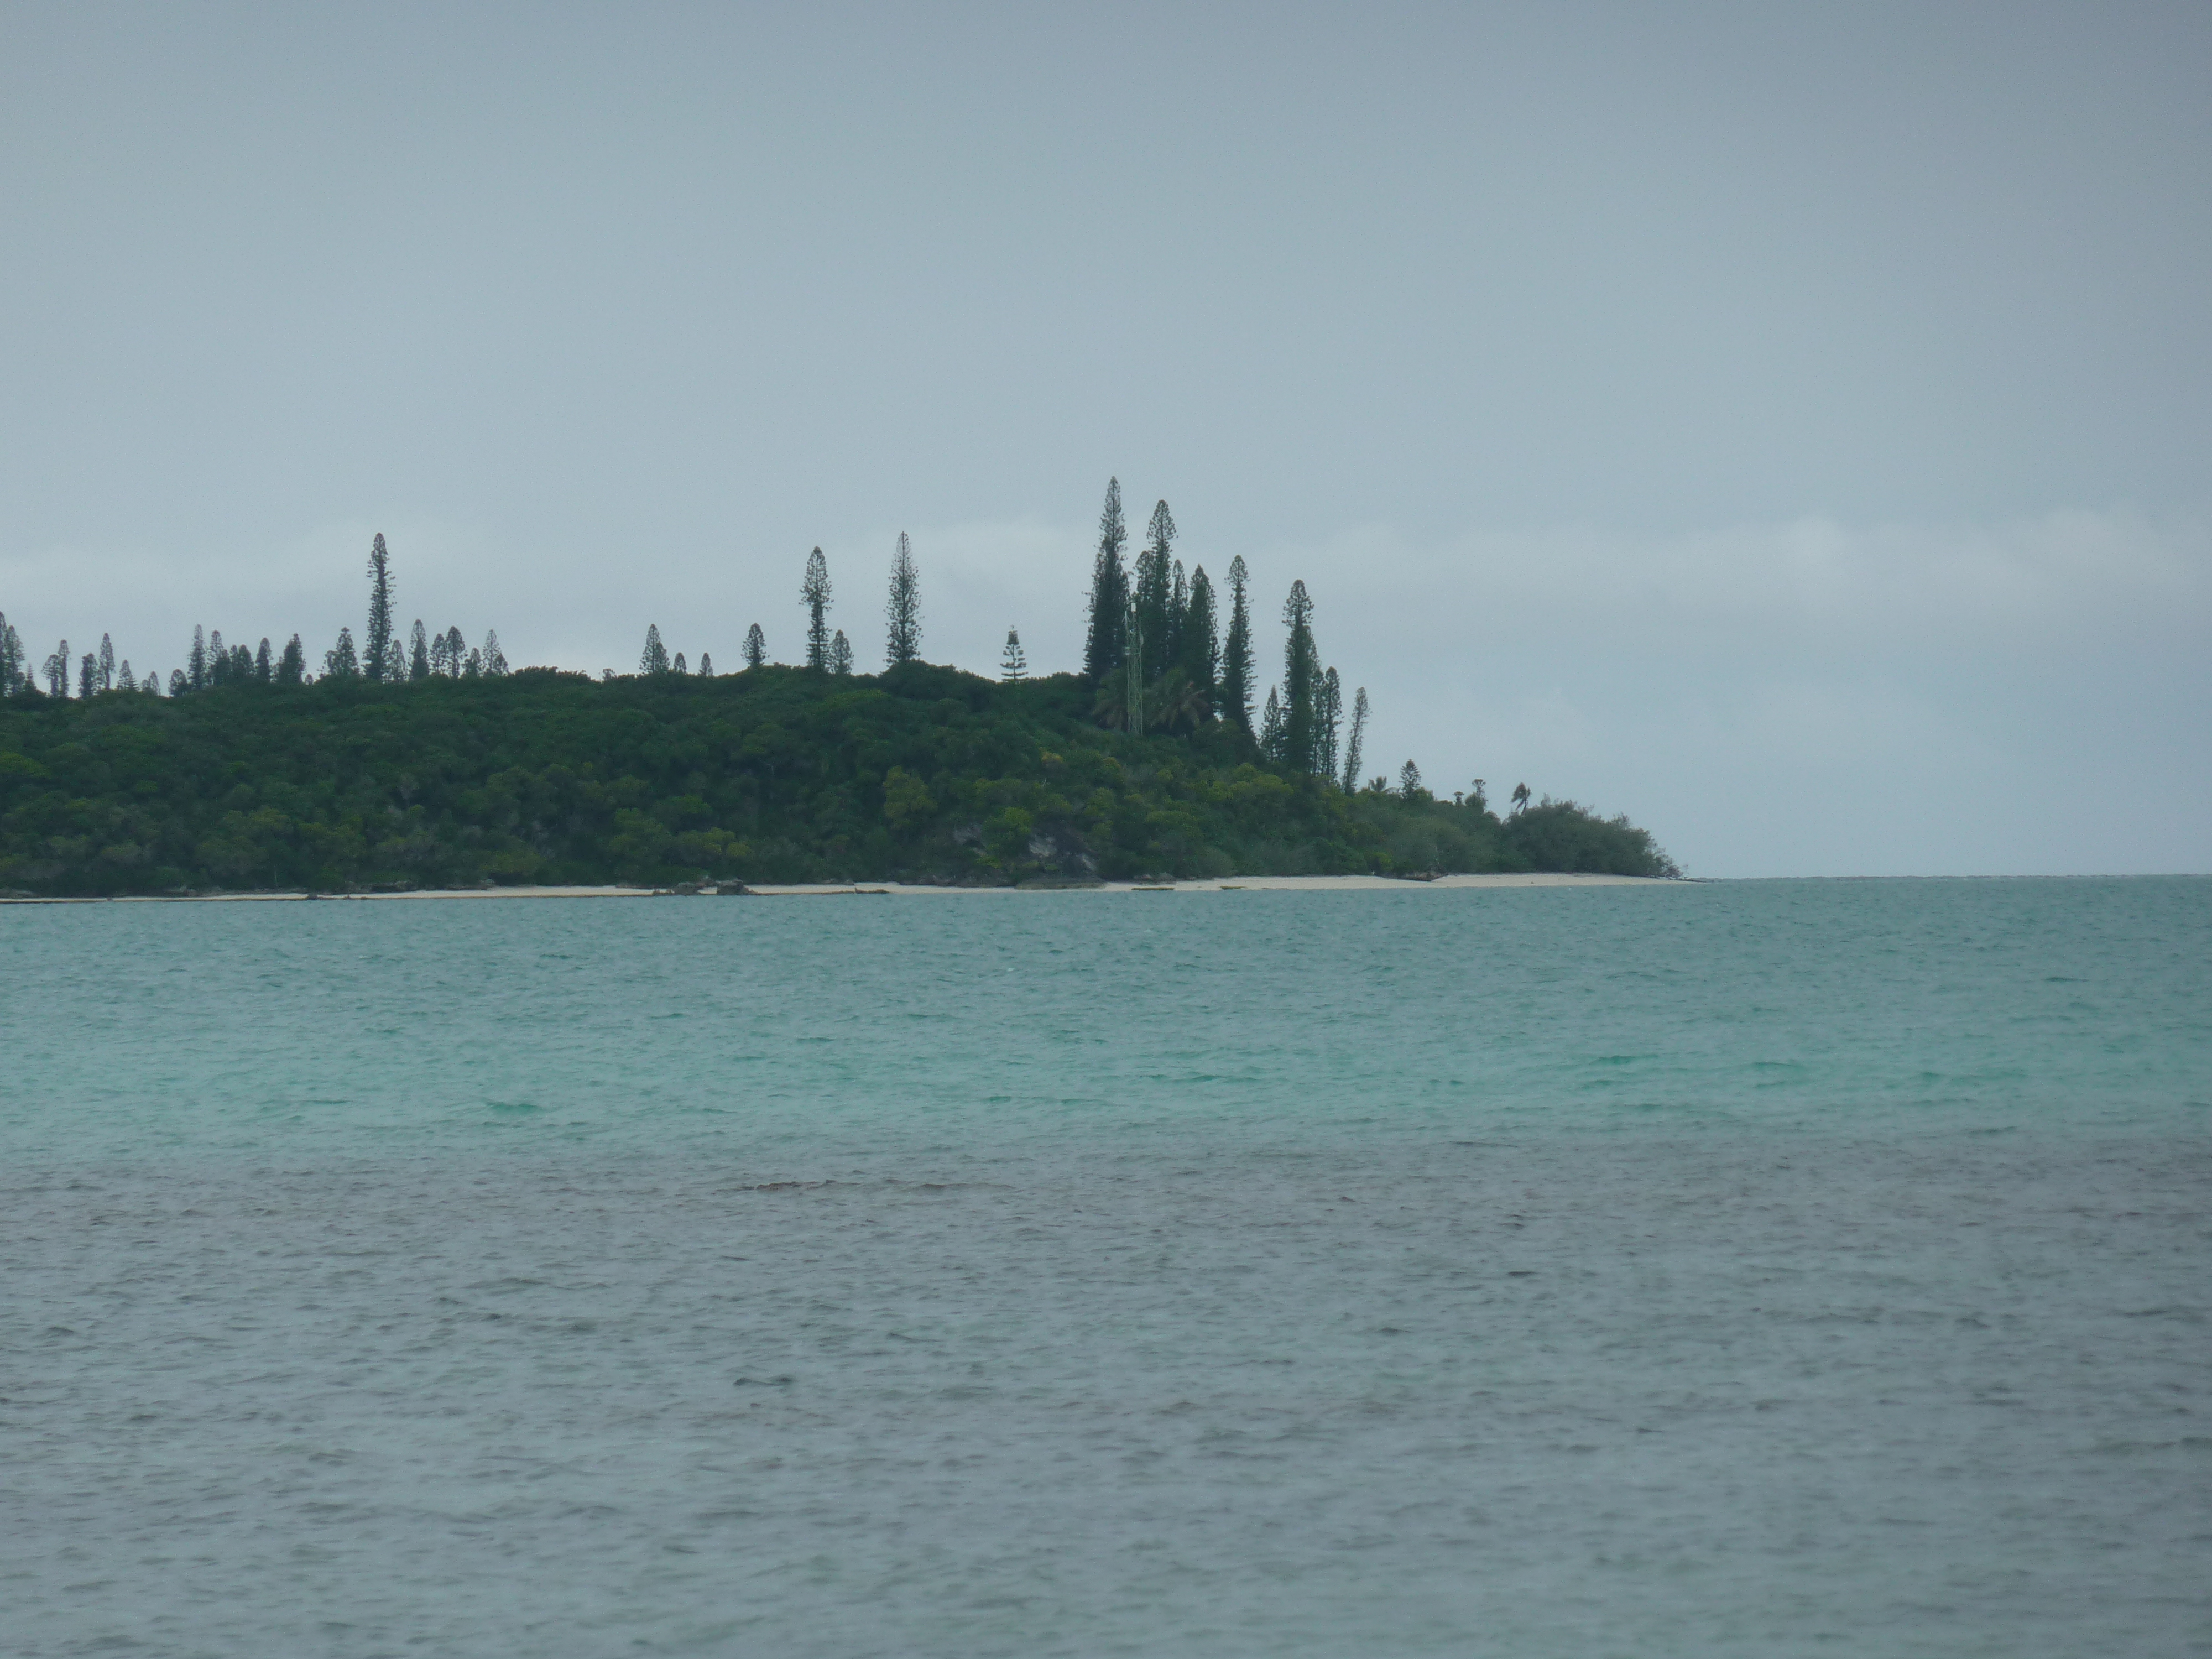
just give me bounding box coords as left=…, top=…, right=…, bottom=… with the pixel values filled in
left=324, top=628, right=359, bottom=679
left=78, top=653, right=96, bottom=697
left=885, top=532, right=921, bottom=666
left=1168, top=559, right=1187, bottom=672
left=1342, top=685, right=1369, bottom=793
left=1221, top=555, right=1254, bottom=735
left=671, top=652, right=687, bottom=675
left=640, top=625, right=671, bottom=674
left=45, top=639, right=70, bottom=696
left=278, top=635, right=306, bottom=686
left=1000, top=627, right=1027, bottom=681
left=829, top=630, right=853, bottom=675
left=1082, top=479, right=1129, bottom=685
left=1280, top=580, right=1318, bottom=773
left=802, top=547, right=833, bottom=670
left=1123, top=593, right=1146, bottom=734
left=364, top=533, right=395, bottom=681
left=116, top=660, right=136, bottom=691
left=442, top=627, right=467, bottom=675
left=1181, top=565, right=1219, bottom=706
left=97, top=634, right=115, bottom=692
left=743, top=624, right=766, bottom=668
left=255, top=638, right=273, bottom=682
left=1133, top=500, right=1176, bottom=684
left=0, top=613, right=22, bottom=692
left=168, top=669, right=185, bottom=694
left=696, top=652, right=711, bottom=676
left=409, top=620, right=431, bottom=680
left=208, top=630, right=227, bottom=685
left=1318, top=667, right=1342, bottom=784
left=1259, top=685, right=1283, bottom=758
left=1399, top=760, right=1425, bottom=798
left=188, top=625, right=208, bottom=691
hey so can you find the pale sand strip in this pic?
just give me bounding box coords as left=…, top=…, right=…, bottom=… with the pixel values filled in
left=745, top=873, right=1671, bottom=894
left=4, top=872, right=1678, bottom=904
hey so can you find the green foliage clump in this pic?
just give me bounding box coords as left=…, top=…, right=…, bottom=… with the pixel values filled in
left=0, top=665, right=1677, bottom=894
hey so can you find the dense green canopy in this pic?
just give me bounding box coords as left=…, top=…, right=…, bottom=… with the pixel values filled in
left=0, top=664, right=1676, bottom=894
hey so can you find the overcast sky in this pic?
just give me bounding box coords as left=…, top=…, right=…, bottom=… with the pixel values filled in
left=3, top=2, right=2206, bottom=875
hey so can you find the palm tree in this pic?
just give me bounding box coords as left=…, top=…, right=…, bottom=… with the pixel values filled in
left=1151, top=667, right=1210, bottom=734
left=1511, top=782, right=1531, bottom=815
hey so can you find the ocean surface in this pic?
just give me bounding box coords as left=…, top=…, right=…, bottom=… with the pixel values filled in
left=2, top=878, right=2207, bottom=1657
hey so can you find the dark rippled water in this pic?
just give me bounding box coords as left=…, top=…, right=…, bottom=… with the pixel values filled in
left=3, top=879, right=2208, bottom=1656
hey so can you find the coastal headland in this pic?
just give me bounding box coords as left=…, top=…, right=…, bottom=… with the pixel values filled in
left=0, top=871, right=1678, bottom=904
left=0, top=661, right=1677, bottom=898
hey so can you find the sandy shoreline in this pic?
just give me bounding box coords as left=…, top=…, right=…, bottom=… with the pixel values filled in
left=0, top=872, right=1679, bottom=904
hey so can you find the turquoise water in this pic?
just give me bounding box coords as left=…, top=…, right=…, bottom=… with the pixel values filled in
left=2, top=879, right=2208, bottom=1655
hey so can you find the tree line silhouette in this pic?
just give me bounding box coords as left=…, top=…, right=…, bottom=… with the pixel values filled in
left=0, top=489, right=1681, bottom=892
left=624, top=478, right=1451, bottom=799
left=0, top=534, right=507, bottom=701
left=3, top=487, right=1535, bottom=810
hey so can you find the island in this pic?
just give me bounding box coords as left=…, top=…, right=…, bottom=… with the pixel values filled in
left=0, top=487, right=1678, bottom=895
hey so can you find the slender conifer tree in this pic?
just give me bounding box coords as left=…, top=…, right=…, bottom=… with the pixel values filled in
left=1318, top=667, right=1342, bottom=783
left=696, top=652, right=710, bottom=676
left=483, top=632, right=507, bottom=676
left=1342, top=686, right=1369, bottom=793
left=672, top=651, right=687, bottom=675
left=1181, top=566, right=1219, bottom=706
left=188, top=626, right=207, bottom=691
left=255, top=638, right=273, bottom=682
left=46, top=640, right=70, bottom=696
left=1082, top=479, right=1129, bottom=685
left=1259, top=685, right=1282, bottom=758
left=640, top=624, right=671, bottom=674
left=324, top=628, right=359, bottom=679
left=1281, top=580, right=1318, bottom=773
left=409, top=620, right=431, bottom=680
left=364, top=533, right=395, bottom=681
left=1000, top=627, right=1027, bottom=681
left=1134, top=500, right=1176, bottom=683
left=1167, top=559, right=1186, bottom=671
left=277, top=635, right=305, bottom=685
left=885, top=532, right=921, bottom=665
left=802, top=547, right=832, bottom=669
left=97, top=634, right=114, bottom=692
left=1221, top=556, right=1253, bottom=735
left=743, top=624, right=766, bottom=668
left=829, top=630, right=852, bottom=675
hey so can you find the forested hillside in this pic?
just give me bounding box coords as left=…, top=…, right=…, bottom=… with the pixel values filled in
left=0, top=664, right=1676, bottom=894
